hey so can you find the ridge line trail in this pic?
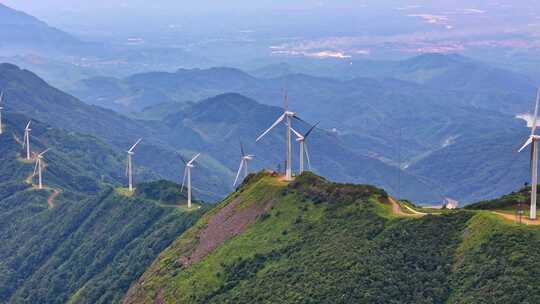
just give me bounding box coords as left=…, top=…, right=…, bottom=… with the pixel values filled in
left=23, top=163, right=61, bottom=209
left=47, top=188, right=61, bottom=209
left=388, top=197, right=425, bottom=217
left=493, top=212, right=540, bottom=226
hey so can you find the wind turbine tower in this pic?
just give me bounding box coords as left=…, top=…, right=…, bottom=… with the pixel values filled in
left=256, top=91, right=307, bottom=181
left=181, top=153, right=201, bottom=209
left=33, top=149, right=50, bottom=189
left=291, top=122, right=319, bottom=173
left=126, top=138, right=142, bottom=192
left=234, top=142, right=254, bottom=186
left=23, top=121, right=31, bottom=160
left=518, top=87, right=540, bottom=220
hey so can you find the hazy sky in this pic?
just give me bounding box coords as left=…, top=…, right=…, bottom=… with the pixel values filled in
left=1, top=0, right=369, bottom=13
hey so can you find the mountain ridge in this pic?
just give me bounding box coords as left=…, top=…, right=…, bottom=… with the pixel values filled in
left=124, top=172, right=540, bottom=303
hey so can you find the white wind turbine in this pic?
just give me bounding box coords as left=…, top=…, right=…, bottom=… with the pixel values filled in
left=0, top=91, right=4, bottom=135
left=126, top=138, right=142, bottom=192
left=33, top=148, right=50, bottom=189
left=23, top=120, right=32, bottom=160
left=518, top=87, right=540, bottom=220
left=233, top=142, right=254, bottom=187
left=291, top=122, right=319, bottom=173
left=181, top=153, right=201, bottom=209
left=256, top=92, right=307, bottom=181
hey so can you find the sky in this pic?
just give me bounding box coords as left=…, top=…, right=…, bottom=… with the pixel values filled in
left=0, top=0, right=370, bottom=14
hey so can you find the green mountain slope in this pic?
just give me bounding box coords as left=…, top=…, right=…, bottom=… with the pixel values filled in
left=0, top=114, right=207, bottom=303
left=0, top=112, right=129, bottom=193
left=0, top=186, right=205, bottom=304
left=124, top=172, right=540, bottom=304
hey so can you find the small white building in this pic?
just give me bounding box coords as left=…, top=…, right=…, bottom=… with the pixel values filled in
left=443, top=197, right=459, bottom=209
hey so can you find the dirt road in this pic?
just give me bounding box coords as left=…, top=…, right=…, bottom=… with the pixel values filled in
left=388, top=197, right=425, bottom=217
left=494, top=212, right=540, bottom=226
left=47, top=189, right=60, bottom=209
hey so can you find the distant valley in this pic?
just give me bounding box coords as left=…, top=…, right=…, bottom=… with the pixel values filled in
left=68, top=54, right=537, bottom=204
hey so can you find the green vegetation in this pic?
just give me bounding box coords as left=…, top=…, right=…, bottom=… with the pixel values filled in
left=125, top=172, right=540, bottom=303
left=0, top=186, right=204, bottom=304
left=0, top=117, right=206, bottom=303
left=449, top=212, right=540, bottom=303
left=135, top=180, right=187, bottom=205
left=466, top=186, right=531, bottom=211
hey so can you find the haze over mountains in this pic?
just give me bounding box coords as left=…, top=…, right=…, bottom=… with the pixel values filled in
left=0, top=0, right=535, bottom=204
left=1, top=2, right=540, bottom=304
left=67, top=53, right=536, bottom=203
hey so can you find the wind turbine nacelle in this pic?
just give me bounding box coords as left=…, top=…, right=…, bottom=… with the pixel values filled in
left=285, top=111, right=295, bottom=116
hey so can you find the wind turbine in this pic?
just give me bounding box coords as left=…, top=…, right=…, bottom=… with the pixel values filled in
left=126, top=138, right=142, bottom=192
left=181, top=153, right=201, bottom=209
left=0, top=91, right=4, bottom=135
left=291, top=122, right=319, bottom=173
left=23, top=121, right=31, bottom=160
left=234, top=142, right=254, bottom=187
left=33, top=148, right=50, bottom=189
left=518, top=87, right=540, bottom=220
left=256, top=91, right=306, bottom=181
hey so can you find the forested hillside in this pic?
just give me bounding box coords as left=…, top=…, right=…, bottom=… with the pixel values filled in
left=0, top=115, right=206, bottom=303
left=125, top=172, right=540, bottom=304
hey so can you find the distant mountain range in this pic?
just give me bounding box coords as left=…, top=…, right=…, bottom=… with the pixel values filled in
left=0, top=63, right=441, bottom=203
left=0, top=4, right=82, bottom=53
left=69, top=53, right=537, bottom=203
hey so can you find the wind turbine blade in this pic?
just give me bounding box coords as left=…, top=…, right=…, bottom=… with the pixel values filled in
left=519, top=137, right=534, bottom=153
left=180, top=155, right=187, bottom=165
left=39, top=148, right=51, bottom=156
left=26, top=121, right=31, bottom=130
left=181, top=168, right=188, bottom=192
left=33, top=160, right=39, bottom=176
left=304, top=122, right=320, bottom=138
left=188, top=153, right=201, bottom=165
left=292, top=114, right=309, bottom=125
left=256, top=114, right=285, bottom=142
left=0, top=91, right=3, bottom=103
left=532, top=87, right=540, bottom=135
left=290, top=126, right=303, bottom=139
left=128, top=138, right=143, bottom=152
left=240, top=142, right=245, bottom=157
left=233, top=159, right=245, bottom=186
left=304, top=142, right=312, bottom=170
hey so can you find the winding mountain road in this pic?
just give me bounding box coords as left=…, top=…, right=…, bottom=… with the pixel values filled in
left=389, top=197, right=425, bottom=217
left=47, top=189, right=60, bottom=209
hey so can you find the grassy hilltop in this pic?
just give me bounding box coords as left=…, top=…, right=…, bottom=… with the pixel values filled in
left=124, top=172, right=540, bottom=304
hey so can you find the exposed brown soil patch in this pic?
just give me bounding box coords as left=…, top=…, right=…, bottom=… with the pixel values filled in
left=154, top=289, right=165, bottom=304
left=47, top=189, right=60, bottom=209
left=388, top=197, right=424, bottom=217
left=181, top=197, right=275, bottom=266
left=494, top=212, right=540, bottom=225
